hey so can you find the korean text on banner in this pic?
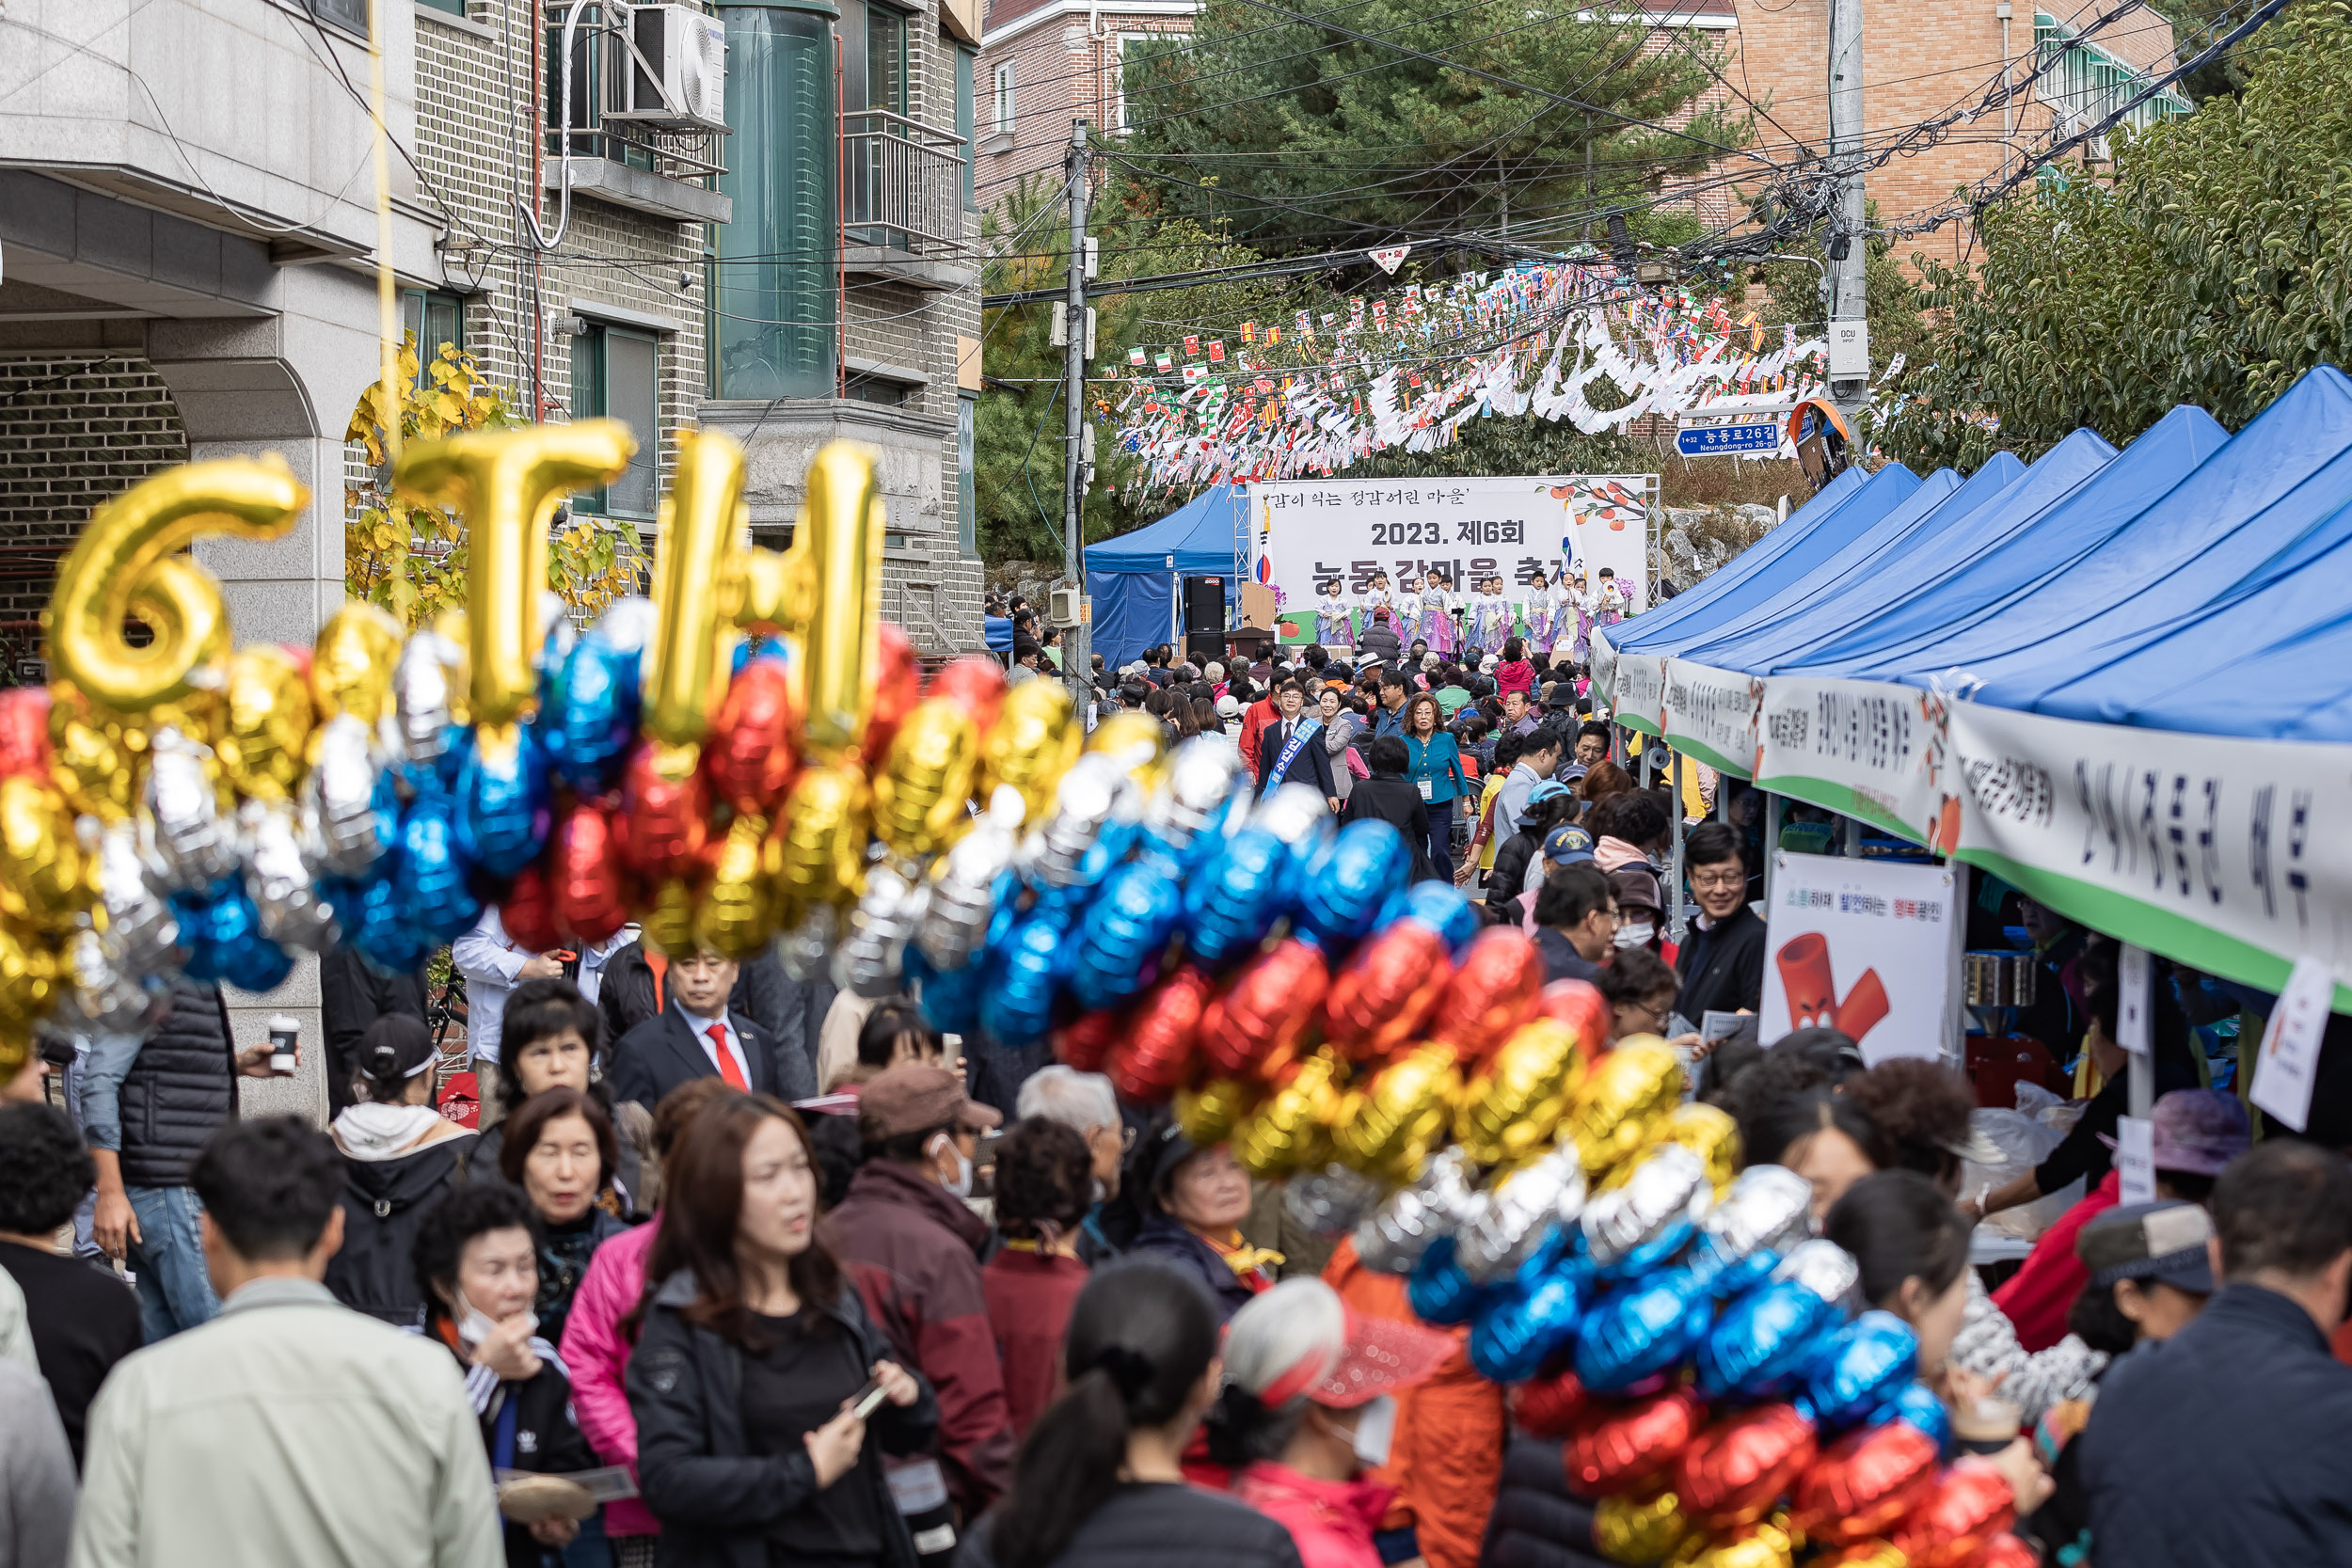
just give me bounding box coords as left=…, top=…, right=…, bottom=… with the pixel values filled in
left=1661, top=659, right=1760, bottom=779
left=1752, top=674, right=1947, bottom=846
left=1757, top=851, right=1959, bottom=1066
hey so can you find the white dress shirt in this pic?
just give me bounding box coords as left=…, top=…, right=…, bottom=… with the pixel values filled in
left=451, top=907, right=529, bottom=1065
left=675, top=1001, right=752, bottom=1088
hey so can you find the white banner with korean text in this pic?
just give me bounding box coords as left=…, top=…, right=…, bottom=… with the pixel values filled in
left=1759, top=851, right=1962, bottom=1064
left=1661, top=659, right=1761, bottom=779
left=1753, top=674, right=1950, bottom=847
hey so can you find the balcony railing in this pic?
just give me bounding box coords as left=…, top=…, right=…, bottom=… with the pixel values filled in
left=842, top=109, right=970, bottom=253
left=548, top=119, right=726, bottom=185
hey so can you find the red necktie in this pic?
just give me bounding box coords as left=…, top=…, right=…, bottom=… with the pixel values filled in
left=707, top=1022, right=748, bottom=1091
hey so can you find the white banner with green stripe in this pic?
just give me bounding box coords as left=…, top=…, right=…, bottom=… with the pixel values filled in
left=1661, top=659, right=1760, bottom=779
left=1753, top=674, right=1949, bottom=847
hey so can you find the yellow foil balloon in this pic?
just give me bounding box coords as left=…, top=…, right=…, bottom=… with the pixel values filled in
left=775, top=443, right=884, bottom=763
left=1613, top=1102, right=1740, bottom=1196
left=1333, top=1041, right=1462, bottom=1182
left=1087, top=710, right=1167, bottom=785
left=1176, top=1076, right=1263, bottom=1148
left=0, top=776, right=90, bottom=931
left=217, top=644, right=315, bottom=800
left=1595, top=1488, right=1695, bottom=1566
left=1566, top=1038, right=1685, bottom=1178
left=1673, top=1520, right=1794, bottom=1568
left=1455, top=1019, right=1587, bottom=1169
left=641, top=875, right=698, bottom=958
left=1234, top=1048, right=1346, bottom=1179
left=310, top=601, right=405, bottom=731
left=774, top=764, right=871, bottom=918
left=45, top=458, right=306, bottom=715
left=394, top=421, right=633, bottom=727
left=0, top=919, right=59, bottom=1079
left=980, top=678, right=1080, bottom=826
left=694, top=813, right=777, bottom=960
left=643, top=430, right=748, bottom=747
left=1816, top=1544, right=1904, bottom=1568
left=47, top=688, right=139, bottom=821
left=875, top=697, right=980, bottom=860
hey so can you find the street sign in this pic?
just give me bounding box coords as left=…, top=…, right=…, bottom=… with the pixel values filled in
left=1676, top=405, right=1788, bottom=457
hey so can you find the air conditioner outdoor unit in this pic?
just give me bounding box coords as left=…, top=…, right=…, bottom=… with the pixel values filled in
left=603, top=4, right=728, bottom=133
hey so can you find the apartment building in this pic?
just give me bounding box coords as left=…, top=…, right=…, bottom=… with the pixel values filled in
left=974, top=0, right=1195, bottom=204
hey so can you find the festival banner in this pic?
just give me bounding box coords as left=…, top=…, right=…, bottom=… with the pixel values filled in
left=1245, top=475, right=1653, bottom=619
left=1752, top=673, right=1948, bottom=846
left=1660, top=659, right=1760, bottom=779
left=1609, top=645, right=1666, bottom=736
left=1942, top=702, right=2352, bottom=1006
left=1759, top=851, right=1963, bottom=1065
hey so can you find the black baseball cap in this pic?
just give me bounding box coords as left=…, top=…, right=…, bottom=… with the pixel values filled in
left=2076, top=1200, right=2216, bottom=1292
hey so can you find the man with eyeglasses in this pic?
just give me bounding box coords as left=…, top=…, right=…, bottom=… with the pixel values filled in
left=1674, top=820, right=1767, bottom=1023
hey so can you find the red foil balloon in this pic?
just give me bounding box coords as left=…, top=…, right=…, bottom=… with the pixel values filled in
left=1513, top=1367, right=1591, bottom=1440
left=862, top=622, right=922, bottom=768
left=1199, top=941, right=1330, bottom=1083
left=1789, top=1420, right=1940, bottom=1546
left=0, top=688, right=52, bottom=780
left=1673, top=1403, right=1820, bottom=1530
left=929, top=655, right=1009, bottom=738
left=1055, top=1003, right=1126, bottom=1074
left=1109, top=966, right=1216, bottom=1102
left=500, top=860, right=562, bottom=954
left=1565, top=1387, right=1708, bottom=1497
left=551, top=801, right=630, bottom=943
left=1891, top=1463, right=2017, bottom=1568
left=618, top=739, right=711, bottom=879
left=1428, top=927, right=1545, bottom=1065
left=704, top=660, right=802, bottom=815
left=1537, top=977, right=1613, bottom=1056
left=1325, top=921, right=1453, bottom=1064
left=1974, top=1534, right=2040, bottom=1568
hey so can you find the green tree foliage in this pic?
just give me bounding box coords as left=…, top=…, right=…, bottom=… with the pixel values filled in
left=1115, top=0, right=1752, bottom=253
left=1872, top=1, right=2352, bottom=473
left=2152, top=0, right=2257, bottom=100
left=1750, top=201, right=1939, bottom=383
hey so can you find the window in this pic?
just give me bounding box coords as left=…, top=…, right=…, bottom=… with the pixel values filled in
left=957, top=393, right=977, bottom=554
left=402, top=289, right=465, bottom=388
left=713, top=4, right=837, bottom=400
left=417, top=0, right=466, bottom=16
left=843, top=372, right=911, bottom=406
left=1113, top=35, right=1156, bottom=134
left=956, top=47, right=977, bottom=209
left=993, top=61, right=1015, bottom=135
left=305, top=0, right=369, bottom=33
left=543, top=7, right=657, bottom=170
left=569, top=322, right=660, bottom=519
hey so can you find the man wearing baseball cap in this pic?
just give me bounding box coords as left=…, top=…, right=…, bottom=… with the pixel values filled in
left=824, top=1064, right=1011, bottom=1533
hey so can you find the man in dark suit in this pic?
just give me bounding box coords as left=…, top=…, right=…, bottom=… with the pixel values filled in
left=608, top=946, right=810, bottom=1110
left=1256, top=678, right=1340, bottom=813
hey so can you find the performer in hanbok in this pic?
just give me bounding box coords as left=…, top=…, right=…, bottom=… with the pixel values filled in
left=1364, top=569, right=1395, bottom=627
left=1416, top=568, right=1455, bottom=656
left=1593, top=566, right=1631, bottom=634
left=1470, top=575, right=1511, bottom=652
left=1566, top=564, right=1594, bottom=661
left=1314, top=578, right=1355, bottom=649
left=1522, top=567, right=1560, bottom=655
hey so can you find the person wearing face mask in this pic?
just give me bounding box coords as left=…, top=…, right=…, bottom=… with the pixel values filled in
left=1207, top=1277, right=1453, bottom=1568
left=324, top=1014, right=478, bottom=1327
left=631, top=1094, right=934, bottom=1568
left=1585, top=790, right=1668, bottom=951
left=825, top=1065, right=1015, bottom=1531
left=412, top=1180, right=597, bottom=1566
left=499, top=1086, right=628, bottom=1348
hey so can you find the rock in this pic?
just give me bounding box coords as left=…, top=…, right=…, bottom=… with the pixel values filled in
left=1734, top=503, right=1779, bottom=531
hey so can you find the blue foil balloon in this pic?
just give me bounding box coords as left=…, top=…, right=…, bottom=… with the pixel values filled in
left=1406, top=1235, right=1486, bottom=1326
left=980, top=911, right=1069, bottom=1045
left=395, top=788, right=484, bottom=942
left=1868, top=1380, right=1953, bottom=1459
left=456, top=723, right=553, bottom=878
left=1068, top=861, right=1183, bottom=1012
left=540, top=634, right=641, bottom=794
left=908, top=945, right=983, bottom=1036
left=1801, top=1311, right=1920, bottom=1431
left=171, top=879, right=295, bottom=993
left=1469, top=1258, right=1590, bottom=1384
left=1294, top=820, right=1410, bottom=952
left=326, top=873, right=433, bottom=977
left=1377, top=879, right=1481, bottom=955
left=1695, top=1273, right=1849, bottom=1402
left=1185, top=826, right=1297, bottom=970
left=1572, top=1268, right=1717, bottom=1394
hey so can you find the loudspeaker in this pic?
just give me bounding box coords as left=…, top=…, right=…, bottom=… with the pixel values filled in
left=1185, top=631, right=1225, bottom=665
left=1183, top=575, right=1225, bottom=635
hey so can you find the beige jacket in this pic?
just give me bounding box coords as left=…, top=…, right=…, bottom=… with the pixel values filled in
left=70, top=1277, right=500, bottom=1568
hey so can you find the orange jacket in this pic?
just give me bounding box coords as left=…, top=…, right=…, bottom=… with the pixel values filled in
left=1322, top=1240, right=1507, bottom=1568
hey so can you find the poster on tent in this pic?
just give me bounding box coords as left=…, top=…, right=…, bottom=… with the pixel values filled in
left=1942, top=701, right=2352, bottom=1005
left=1751, top=673, right=1948, bottom=846
left=1245, top=475, right=1655, bottom=624
left=1759, top=851, right=1961, bottom=1065
left=1661, top=659, right=1761, bottom=778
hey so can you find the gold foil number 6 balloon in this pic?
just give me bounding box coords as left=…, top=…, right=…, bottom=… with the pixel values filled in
left=45, top=458, right=309, bottom=714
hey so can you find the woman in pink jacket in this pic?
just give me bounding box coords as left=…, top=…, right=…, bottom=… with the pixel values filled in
left=1207, top=1278, right=1452, bottom=1568
left=559, top=1078, right=740, bottom=1566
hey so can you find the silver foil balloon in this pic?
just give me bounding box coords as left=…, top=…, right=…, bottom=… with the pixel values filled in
left=536, top=589, right=577, bottom=671
left=1143, top=737, right=1249, bottom=859
left=835, top=863, right=930, bottom=998
left=143, top=727, right=240, bottom=892
left=776, top=904, right=839, bottom=984
left=1773, top=1237, right=1862, bottom=1308
left=1458, top=1147, right=1589, bottom=1283
left=301, top=714, right=390, bottom=879
left=244, top=800, right=340, bottom=953
left=1354, top=1146, right=1476, bottom=1275
left=592, top=594, right=659, bottom=654
left=394, top=628, right=465, bottom=767
left=1025, top=753, right=1138, bottom=888
left=97, top=818, right=180, bottom=974
left=1252, top=780, right=1338, bottom=847
left=50, top=927, right=167, bottom=1038
left=1284, top=1164, right=1389, bottom=1239
left=1692, top=1164, right=1817, bottom=1274
left=916, top=788, right=1024, bottom=972
left=1579, top=1143, right=1711, bottom=1274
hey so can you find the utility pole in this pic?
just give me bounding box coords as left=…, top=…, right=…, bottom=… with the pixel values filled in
left=1061, top=119, right=1093, bottom=714
left=1826, top=0, right=1871, bottom=426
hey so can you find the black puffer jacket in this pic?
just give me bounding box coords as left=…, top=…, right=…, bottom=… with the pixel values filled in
left=323, top=1135, right=472, bottom=1326
left=117, top=979, right=237, bottom=1188
left=1477, top=1434, right=1611, bottom=1568
left=628, top=1270, right=939, bottom=1568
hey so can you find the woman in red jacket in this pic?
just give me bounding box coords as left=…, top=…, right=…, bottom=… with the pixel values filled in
left=981, top=1119, right=1095, bottom=1438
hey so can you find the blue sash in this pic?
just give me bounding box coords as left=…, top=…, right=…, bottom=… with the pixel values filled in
left=1263, top=717, right=1324, bottom=789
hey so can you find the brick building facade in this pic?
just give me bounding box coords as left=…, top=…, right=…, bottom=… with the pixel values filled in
left=976, top=0, right=1197, bottom=203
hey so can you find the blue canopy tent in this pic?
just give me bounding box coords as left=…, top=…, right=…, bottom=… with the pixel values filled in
left=1613, top=466, right=1870, bottom=648
left=1084, top=484, right=1247, bottom=670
